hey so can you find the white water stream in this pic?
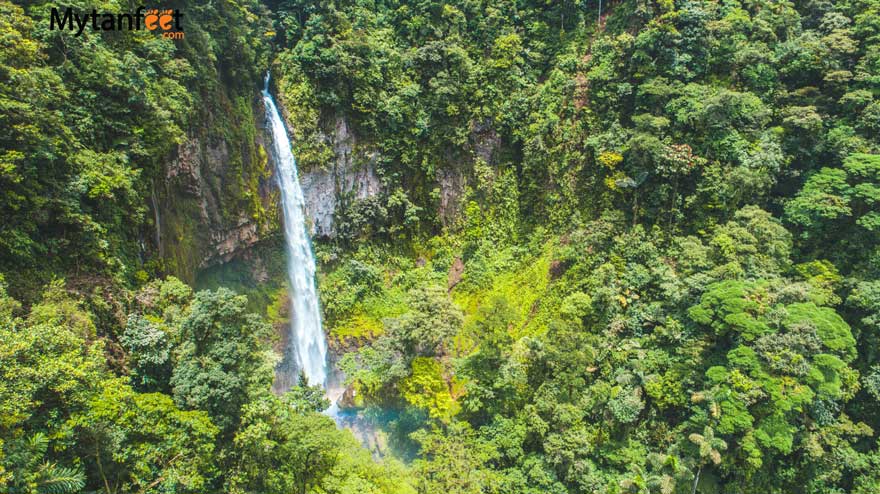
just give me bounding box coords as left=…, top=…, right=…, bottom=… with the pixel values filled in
left=262, top=73, right=328, bottom=389
left=263, top=75, right=385, bottom=453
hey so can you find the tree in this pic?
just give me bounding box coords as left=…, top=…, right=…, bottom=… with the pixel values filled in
left=687, top=426, right=727, bottom=494
left=66, top=387, right=218, bottom=494
left=1, top=433, right=85, bottom=494
left=230, top=389, right=415, bottom=494
left=411, top=422, right=499, bottom=494
left=0, top=281, right=108, bottom=492
left=286, top=371, right=331, bottom=413
left=339, top=285, right=463, bottom=399
left=785, top=154, right=880, bottom=268
left=383, top=286, right=464, bottom=359
left=459, top=296, right=517, bottom=420
left=121, top=315, right=173, bottom=392
left=170, top=288, right=275, bottom=433
left=1, top=280, right=219, bottom=494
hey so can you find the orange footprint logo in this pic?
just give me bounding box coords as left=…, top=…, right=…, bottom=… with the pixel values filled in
left=145, top=9, right=173, bottom=30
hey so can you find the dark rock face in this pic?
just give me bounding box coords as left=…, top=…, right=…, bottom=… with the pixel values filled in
left=168, top=137, right=264, bottom=268
left=157, top=98, right=277, bottom=282
left=300, top=115, right=381, bottom=238
left=437, top=167, right=466, bottom=226
left=448, top=257, right=465, bottom=290
left=436, top=118, right=502, bottom=226
left=159, top=94, right=384, bottom=282
left=471, top=118, right=501, bottom=165
left=159, top=98, right=504, bottom=282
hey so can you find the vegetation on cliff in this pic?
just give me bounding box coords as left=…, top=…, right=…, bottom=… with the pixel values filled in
left=277, top=0, right=880, bottom=493
left=0, top=0, right=274, bottom=296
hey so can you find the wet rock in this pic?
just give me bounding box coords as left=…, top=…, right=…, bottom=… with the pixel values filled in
left=448, top=257, right=465, bottom=290
left=158, top=101, right=275, bottom=281
left=339, top=383, right=359, bottom=409
left=301, top=115, right=381, bottom=237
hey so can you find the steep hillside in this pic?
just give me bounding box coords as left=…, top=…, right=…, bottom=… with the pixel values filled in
left=0, top=0, right=276, bottom=297
left=274, top=1, right=880, bottom=493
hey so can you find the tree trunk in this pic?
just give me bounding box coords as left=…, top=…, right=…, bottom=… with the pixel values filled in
left=96, top=444, right=113, bottom=494
left=632, top=190, right=640, bottom=227
left=691, top=465, right=702, bottom=494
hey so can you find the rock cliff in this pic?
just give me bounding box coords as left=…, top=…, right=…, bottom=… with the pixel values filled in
left=158, top=88, right=385, bottom=283
left=157, top=95, right=278, bottom=283
left=300, top=116, right=381, bottom=238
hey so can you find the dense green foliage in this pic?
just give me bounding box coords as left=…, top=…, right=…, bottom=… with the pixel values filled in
left=0, top=276, right=414, bottom=493
left=272, top=0, right=880, bottom=493
left=331, top=207, right=880, bottom=493
left=3, top=0, right=880, bottom=493
left=0, top=0, right=273, bottom=298
left=272, top=0, right=880, bottom=242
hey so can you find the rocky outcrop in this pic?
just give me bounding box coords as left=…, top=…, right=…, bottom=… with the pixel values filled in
left=300, top=116, right=381, bottom=238
left=436, top=119, right=502, bottom=225
left=158, top=97, right=277, bottom=282
left=437, top=167, right=467, bottom=226
left=471, top=118, right=502, bottom=164
left=206, top=217, right=263, bottom=267
left=159, top=100, right=506, bottom=282
left=447, top=257, right=464, bottom=290
left=164, top=137, right=243, bottom=255
left=158, top=91, right=384, bottom=282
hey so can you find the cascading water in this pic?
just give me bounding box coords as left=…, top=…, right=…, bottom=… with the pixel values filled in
left=262, top=73, right=328, bottom=390
left=262, top=74, right=387, bottom=453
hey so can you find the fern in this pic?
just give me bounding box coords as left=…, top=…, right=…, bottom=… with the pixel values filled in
left=27, top=433, right=49, bottom=465
left=36, top=463, right=86, bottom=494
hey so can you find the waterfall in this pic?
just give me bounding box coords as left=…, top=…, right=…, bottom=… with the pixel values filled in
left=262, top=73, right=328, bottom=389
